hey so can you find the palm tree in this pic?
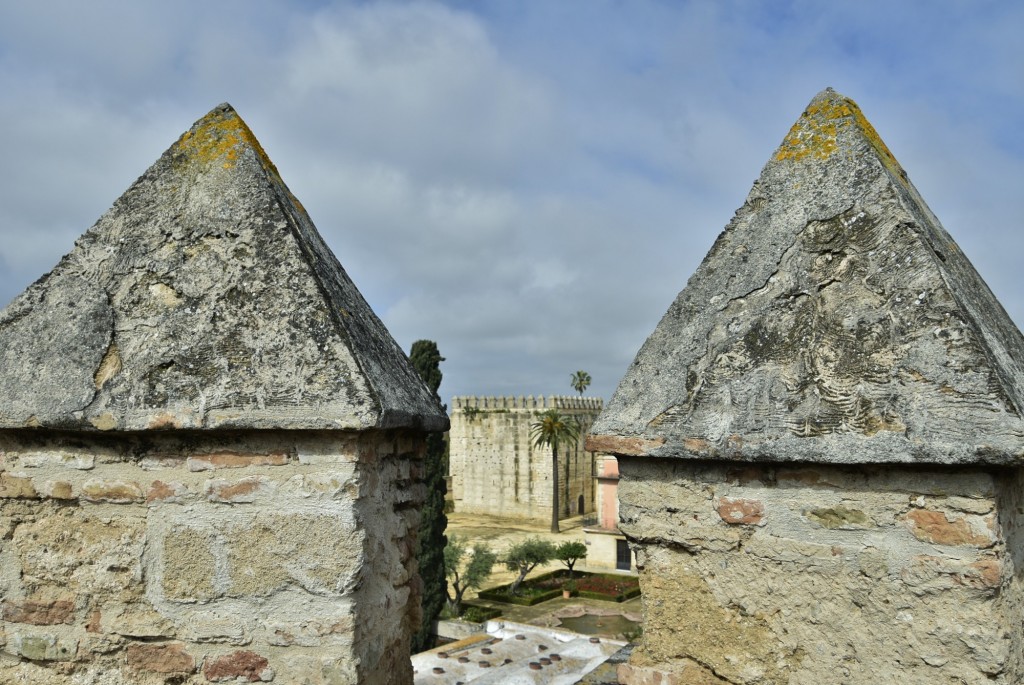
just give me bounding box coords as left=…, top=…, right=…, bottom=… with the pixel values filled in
left=530, top=409, right=581, bottom=533
left=570, top=370, right=591, bottom=397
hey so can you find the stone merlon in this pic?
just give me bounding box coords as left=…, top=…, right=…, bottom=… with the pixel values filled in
left=0, top=103, right=448, bottom=433
left=589, top=88, right=1024, bottom=465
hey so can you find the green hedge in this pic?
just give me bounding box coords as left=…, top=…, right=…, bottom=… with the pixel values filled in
left=460, top=604, right=503, bottom=623
left=477, top=586, right=561, bottom=606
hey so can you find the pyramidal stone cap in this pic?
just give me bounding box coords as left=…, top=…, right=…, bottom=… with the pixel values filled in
left=590, top=88, right=1024, bottom=465
left=0, top=104, right=448, bottom=433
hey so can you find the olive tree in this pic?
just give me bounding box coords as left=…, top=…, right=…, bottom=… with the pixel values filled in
left=504, top=537, right=556, bottom=595
left=444, top=535, right=497, bottom=617
left=555, top=540, right=588, bottom=578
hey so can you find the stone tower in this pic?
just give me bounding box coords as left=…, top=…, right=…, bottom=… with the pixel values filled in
left=0, top=104, right=448, bottom=684
left=448, top=395, right=602, bottom=522
left=589, top=89, right=1024, bottom=684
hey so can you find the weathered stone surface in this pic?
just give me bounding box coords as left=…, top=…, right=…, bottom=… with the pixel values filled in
left=591, top=88, right=1024, bottom=465
left=126, top=642, right=195, bottom=674
left=618, top=458, right=1016, bottom=683
left=204, top=650, right=274, bottom=682
left=81, top=478, right=143, bottom=503
left=905, top=508, right=995, bottom=547
left=38, top=481, right=75, bottom=499
left=181, top=611, right=248, bottom=645
left=146, top=479, right=187, bottom=503
left=14, top=509, right=145, bottom=594
left=206, top=476, right=269, bottom=503
left=18, top=453, right=95, bottom=470
left=7, top=632, right=78, bottom=662
left=0, top=103, right=447, bottom=433
left=188, top=451, right=291, bottom=471
left=0, top=273, right=113, bottom=430
left=161, top=527, right=220, bottom=602
left=619, top=660, right=730, bottom=685
left=805, top=505, right=872, bottom=529
left=85, top=610, right=101, bottom=634
left=1, top=429, right=426, bottom=683
left=0, top=473, right=38, bottom=499
left=2, top=600, right=74, bottom=626
left=225, top=513, right=360, bottom=597
left=715, top=496, right=764, bottom=525
left=996, top=468, right=1024, bottom=680
left=101, top=603, right=175, bottom=638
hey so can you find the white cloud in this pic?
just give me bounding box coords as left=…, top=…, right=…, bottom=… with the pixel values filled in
left=0, top=0, right=1020, bottom=403
left=274, top=2, right=563, bottom=185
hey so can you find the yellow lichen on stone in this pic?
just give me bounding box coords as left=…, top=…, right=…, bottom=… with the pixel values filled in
left=775, top=96, right=853, bottom=162
left=176, top=109, right=250, bottom=169
left=775, top=92, right=909, bottom=182
left=846, top=98, right=906, bottom=179
left=172, top=104, right=319, bottom=226
left=174, top=106, right=284, bottom=180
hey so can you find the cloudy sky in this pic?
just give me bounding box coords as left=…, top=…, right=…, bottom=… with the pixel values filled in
left=0, top=1, right=1021, bottom=403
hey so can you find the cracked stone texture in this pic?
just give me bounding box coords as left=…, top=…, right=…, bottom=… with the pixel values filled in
left=590, top=88, right=1024, bottom=465
left=0, top=103, right=447, bottom=433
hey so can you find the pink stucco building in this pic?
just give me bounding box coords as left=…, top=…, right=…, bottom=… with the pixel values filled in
left=582, top=454, right=635, bottom=572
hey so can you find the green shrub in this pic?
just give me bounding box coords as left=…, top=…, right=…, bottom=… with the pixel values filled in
left=555, top=541, right=588, bottom=578
left=459, top=604, right=502, bottom=623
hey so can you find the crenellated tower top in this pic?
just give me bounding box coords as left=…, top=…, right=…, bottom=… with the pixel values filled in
left=450, top=395, right=603, bottom=412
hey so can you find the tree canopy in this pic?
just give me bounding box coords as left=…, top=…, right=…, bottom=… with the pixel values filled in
left=555, top=540, right=588, bottom=578
left=410, top=340, right=445, bottom=396
left=408, top=339, right=447, bottom=653
left=504, top=537, right=556, bottom=595
left=444, top=535, right=497, bottom=616
left=570, top=370, right=592, bottom=396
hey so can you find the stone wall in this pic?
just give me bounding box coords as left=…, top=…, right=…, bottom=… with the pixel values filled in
left=588, top=87, right=1024, bottom=685
left=616, top=458, right=1016, bottom=684
left=449, top=396, right=601, bottom=522
left=0, top=429, right=425, bottom=684
left=996, top=467, right=1024, bottom=682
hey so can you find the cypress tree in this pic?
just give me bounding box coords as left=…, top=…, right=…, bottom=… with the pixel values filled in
left=408, top=340, right=448, bottom=652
